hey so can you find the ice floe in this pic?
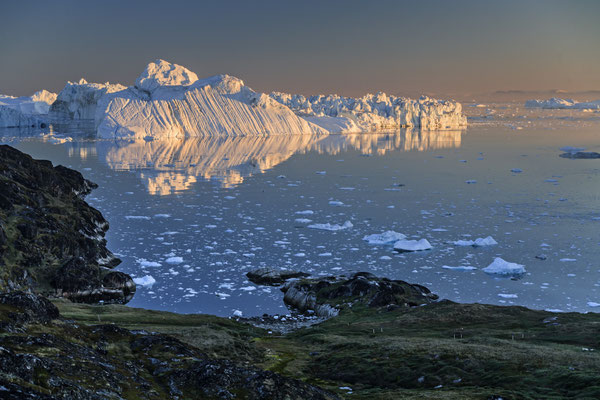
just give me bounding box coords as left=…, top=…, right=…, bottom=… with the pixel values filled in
left=525, top=98, right=600, bottom=110
left=450, top=236, right=497, bottom=247
left=442, top=265, right=477, bottom=271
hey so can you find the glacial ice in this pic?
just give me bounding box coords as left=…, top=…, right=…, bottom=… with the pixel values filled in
left=270, top=91, right=467, bottom=132
left=0, top=90, right=57, bottom=128
left=482, top=257, right=526, bottom=276
left=362, top=231, right=407, bottom=245
left=525, top=98, right=600, bottom=110
left=393, top=238, right=432, bottom=252
left=46, top=59, right=466, bottom=137
left=450, top=236, right=497, bottom=247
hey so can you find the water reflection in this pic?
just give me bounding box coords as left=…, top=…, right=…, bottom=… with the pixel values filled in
left=93, top=129, right=463, bottom=194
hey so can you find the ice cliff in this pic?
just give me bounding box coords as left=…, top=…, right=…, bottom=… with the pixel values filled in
left=525, top=97, right=600, bottom=110
left=0, top=90, right=57, bottom=128
left=270, top=91, right=467, bottom=132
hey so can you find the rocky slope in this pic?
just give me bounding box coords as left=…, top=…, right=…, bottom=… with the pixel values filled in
left=0, top=292, right=339, bottom=399
left=0, top=145, right=134, bottom=303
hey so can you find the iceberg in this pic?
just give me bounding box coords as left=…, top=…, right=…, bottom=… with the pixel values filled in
left=270, top=91, right=467, bottom=132
left=525, top=98, right=600, bottom=110
left=363, top=230, right=406, bottom=245
left=482, top=257, right=526, bottom=277
left=0, top=90, right=57, bottom=128
left=393, top=238, right=432, bottom=252
left=451, top=236, right=497, bottom=247
left=133, top=275, right=156, bottom=288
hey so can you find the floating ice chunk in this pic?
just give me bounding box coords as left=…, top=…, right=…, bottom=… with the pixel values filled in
left=165, top=256, right=183, bottom=264
left=465, top=180, right=477, bottom=184
left=587, top=302, right=600, bottom=308
left=154, top=213, right=171, bottom=218
left=498, top=293, right=518, bottom=299
left=125, top=215, right=151, bottom=220
left=308, top=221, right=353, bottom=231
left=560, top=258, right=577, bottom=262
left=525, top=98, right=600, bottom=110
left=138, top=259, right=162, bottom=268
left=294, top=252, right=306, bottom=257
left=511, top=168, right=523, bottom=173
left=380, top=256, right=392, bottom=260
left=450, top=236, right=497, bottom=247
left=442, top=265, right=477, bottom=271
left=133, top=275, right=156, bottom=287
left=473, top=236, right=498, bottom=247
left=394, top=239, right=432, bottom=252
left=240, top=286, right=257, bottom=291
left=363, top=230, right=406, bottom=245
left=233, top=310, right=243, bottom=317
left=482, top=257, right=526, bottom=276
left=295, top=218, right=312, bottom=223
left=295, top=210, right=314, bottom=215
left=329, top=200, right=344, bottom=206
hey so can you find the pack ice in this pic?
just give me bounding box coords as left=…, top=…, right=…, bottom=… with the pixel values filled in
left=0, top=90, right=57, bottom=128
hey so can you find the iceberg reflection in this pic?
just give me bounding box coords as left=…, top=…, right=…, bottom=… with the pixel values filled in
left=94, top=129, right=463, bottom=194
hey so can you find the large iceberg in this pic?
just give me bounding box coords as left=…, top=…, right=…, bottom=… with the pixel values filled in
left=270, top=91, right=467, bottom=132
left=51, top=60, right=326, bottom=139
left=0, top=90, right=57, bottom=128
left=47, top=59, right=466, bottom=138
left=525, top=98, right=600, bottom=110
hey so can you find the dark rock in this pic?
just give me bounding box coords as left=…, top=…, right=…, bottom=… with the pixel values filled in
left=560, top=151, right=600, bottom=159
left=247, top=267, right=309, bottom=286
left=0, top=145, right=133, bottom=304
left=281, top=272, right=438, bottom=317
left=0, top=291, right=59, bottom=326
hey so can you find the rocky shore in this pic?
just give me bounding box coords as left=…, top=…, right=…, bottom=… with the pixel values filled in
left=0, top=145, right=134, bottom=303
left=0, top=145, right=599, bottom=399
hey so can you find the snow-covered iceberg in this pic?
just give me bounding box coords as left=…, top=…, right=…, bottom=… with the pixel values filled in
left=482, top=257, right=526, bottom=277
left=0, top=90, right=57, bottom=128
left=525, top=98, right=600, bottom=110
left=270, top=91, right=467, bottom=132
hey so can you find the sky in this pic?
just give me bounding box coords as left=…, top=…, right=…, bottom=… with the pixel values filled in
left=1, top=0, right=599, bottom=98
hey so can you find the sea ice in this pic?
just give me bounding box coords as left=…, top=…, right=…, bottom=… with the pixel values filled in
left=450, top=236, right=497, bottom=247
left=442, top=265, right=477, bottom=271
left=362, top=230, right=406, bottom=245
left=165, top=256, right=183, bottom=264
left=482, top=257, right=526, bottom=276
left=393, top=239, right=432, bottom=252
left=525, top=98, right=600, bottom=110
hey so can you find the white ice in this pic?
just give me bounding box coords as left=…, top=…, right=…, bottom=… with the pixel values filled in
left=393, top=238, right=432, bottom=252
left=482, top=257, right=526, bottom=276
left=307, top=221, right=353, bottom=231
left=362, top=230, right=406, bottom=245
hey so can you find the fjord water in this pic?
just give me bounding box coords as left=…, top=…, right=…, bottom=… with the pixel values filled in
left=2, top=115, right=599, bottom=316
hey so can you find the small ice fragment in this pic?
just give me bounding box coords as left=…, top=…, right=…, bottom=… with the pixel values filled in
left=295, top=210, right=314, bottom=215
left=442, top=265, right=477, bottom=271
left=587, top=302, right=600, bottom=307
left=308, top=221, right=353, bottom=231
left=465, top=180, right=477, bottom=184
left=498, top=293, right=518, bottom=299
left=133, top=275, right=156, bottom=287
left=363, top=231, right=406, bottom=245
left=295, top=218, right=312, bottom=223
left=473, top=236, right=498, bottom=247
left=482, top=257, right=526, bottom=276
left=511, top=168, right=523, bottom=173
left=316, top=171, right=326, bottom=175
left=329, top=200, right=344, bottom=206
left=165, top=256, right=183, bottom=264
left=138, top=259, right=162, bottom=268
left=294, top=252, right=306, bottom=257
left=560, top=146, right=585, bottom=153
left=394, top=239, right=432, bottom=252
left=125, top=215, right=151, bottom=220
left=233, top=310, right=243, bottom=317
left=560, top=258, right=576, bottom=262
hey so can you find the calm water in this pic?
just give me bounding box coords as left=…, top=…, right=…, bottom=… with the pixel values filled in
left=2, top=105, right=600, bottom=316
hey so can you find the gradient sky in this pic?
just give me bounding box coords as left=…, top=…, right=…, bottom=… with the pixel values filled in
left=1, top=0, right=599, bottom=98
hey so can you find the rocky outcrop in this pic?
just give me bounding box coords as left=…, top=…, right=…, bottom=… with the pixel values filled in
left=279, top=272, right=439, bottom=317
left=246, top=268, right=309, bottom=286
left=0, top=145, right=134, bottom=303
left=0, top=293, right=340, bottom=399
